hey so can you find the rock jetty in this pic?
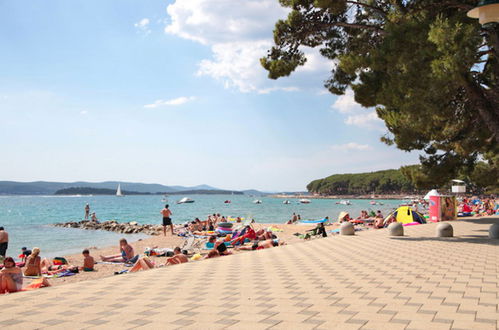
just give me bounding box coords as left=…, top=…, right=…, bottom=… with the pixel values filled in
left=53, top=220, right=162, bottom=235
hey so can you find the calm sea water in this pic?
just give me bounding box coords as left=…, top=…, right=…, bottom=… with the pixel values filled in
left=0, top=195, right=406, bottom=258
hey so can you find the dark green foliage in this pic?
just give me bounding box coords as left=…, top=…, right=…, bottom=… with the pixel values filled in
left=307, top=168, right=417, bottom=195
left=262, top=0, right=499, bottom=185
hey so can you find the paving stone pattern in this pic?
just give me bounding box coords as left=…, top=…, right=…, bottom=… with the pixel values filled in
left=1, top=218, right=498, bottom=329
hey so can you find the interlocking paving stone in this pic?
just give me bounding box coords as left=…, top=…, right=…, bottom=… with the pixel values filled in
left=1, top=218, right=498, bottom=329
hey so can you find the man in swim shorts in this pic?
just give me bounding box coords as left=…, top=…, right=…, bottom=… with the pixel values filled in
left=160, top=204, right=173, bottom=236
left=0, top=227, right=9, bottom=258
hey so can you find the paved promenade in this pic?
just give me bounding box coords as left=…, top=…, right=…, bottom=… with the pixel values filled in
left=1, top=218, right=498, bottom=329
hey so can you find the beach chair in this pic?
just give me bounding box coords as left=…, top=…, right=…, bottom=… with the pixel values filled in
left=181, top=236, right=204, bottom=254
left=233, top=218, right=253, bottom=231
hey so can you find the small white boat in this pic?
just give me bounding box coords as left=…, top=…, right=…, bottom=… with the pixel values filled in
left=370, top=201, right=376, bottom=205
left=116, top=184, right=124, bottom=197
left=253, top=199, right=262, bottom=204
left=299, top=199, right=311, bottom=204
left=177, top=197, right=194, bottom=204
left=337, top=200, right=351, bottom=205
left=283, top=200, right=291, bottom=204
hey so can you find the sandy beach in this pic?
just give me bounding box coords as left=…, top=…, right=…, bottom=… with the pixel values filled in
left=44, top=222, right=322, bottom=287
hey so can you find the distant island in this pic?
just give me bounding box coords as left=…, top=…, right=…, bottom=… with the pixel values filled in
left=54, top=187, right=149, bottom=195
left=54, top=187, right=244, bottom=196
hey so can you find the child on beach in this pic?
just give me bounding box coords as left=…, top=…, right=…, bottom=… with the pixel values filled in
left=81, top=249, right=95, bottom=271
left=20, top=247, right=32, bottom=262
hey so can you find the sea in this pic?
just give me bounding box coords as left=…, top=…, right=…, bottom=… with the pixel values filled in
left=0, top=194, right=407, bottom=259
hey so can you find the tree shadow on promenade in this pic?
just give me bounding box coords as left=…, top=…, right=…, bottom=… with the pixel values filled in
left=389, top=216, right=499, bottom=246
left=390, top=236, right=499, bottom=246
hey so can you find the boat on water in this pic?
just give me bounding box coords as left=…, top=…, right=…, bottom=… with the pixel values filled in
left=253, top=199, right=262, bottom=204
left=370, top=200, right=384, bottom=205
left=177, top=197, right=194, bottom=204
left=283, top=200, right=291, bottom=204
left=299, top=199, right=311, bottom=204
left=336, top=200, right=351, bottom=205
left=224, top=200, right=231, bottom=204
left=116, top=184, right=124, bottom=197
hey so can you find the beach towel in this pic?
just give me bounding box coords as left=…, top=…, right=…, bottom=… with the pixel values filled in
left=96, top=261, right=126, bottom=265
left=54, top=271, right=77, bottom=278
left=22, top=278, right=47, bottom=291
left=23, top=275, right=54, bottom=279
left=300, top=218, right=328, bottom=224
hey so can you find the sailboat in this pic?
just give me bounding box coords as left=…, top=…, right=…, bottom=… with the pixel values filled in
left=116, top=184, right=124, bottom=197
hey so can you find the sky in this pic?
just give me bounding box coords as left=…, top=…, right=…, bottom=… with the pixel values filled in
left=0, top=0, right=422, bottom=191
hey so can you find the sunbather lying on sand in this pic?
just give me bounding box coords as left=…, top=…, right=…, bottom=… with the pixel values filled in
left=204, top=250, right=220, bottom=259
left=230, top=226, right=256, bottom=245
left=130, top=247, right=188, bottom=272
left=100, top=238, right=137, bottom=263
left=235, top=239, right=285, bottom=251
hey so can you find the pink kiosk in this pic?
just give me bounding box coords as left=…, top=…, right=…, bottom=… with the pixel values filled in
left=428, top=191, right=457, bottom=222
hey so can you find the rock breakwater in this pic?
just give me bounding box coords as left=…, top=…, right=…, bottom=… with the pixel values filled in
left=53, top=220, right=162, bottom=235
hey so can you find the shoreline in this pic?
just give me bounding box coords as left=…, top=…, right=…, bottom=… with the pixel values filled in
left=270, top=194, right=422, bottom=199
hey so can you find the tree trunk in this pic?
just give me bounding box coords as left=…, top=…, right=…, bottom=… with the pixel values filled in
left=463, top=74, right=499, bottom=145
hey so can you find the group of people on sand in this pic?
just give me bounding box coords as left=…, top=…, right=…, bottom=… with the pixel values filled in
left=111, top=218, right=287, bottom=274
left=0, top=244, right=96, bottom=294
left=459, top=197, right=497, bottom=216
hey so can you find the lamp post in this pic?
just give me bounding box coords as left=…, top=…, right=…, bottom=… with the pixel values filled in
left=467, top=0, right=499, bottom=25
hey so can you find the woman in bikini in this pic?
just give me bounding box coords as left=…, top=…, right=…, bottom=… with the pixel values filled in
left=24, top=247, right=42, bottom=276
left=0, top=257, right=23, bottom=293
left=100, top=239, right=137, bottom=263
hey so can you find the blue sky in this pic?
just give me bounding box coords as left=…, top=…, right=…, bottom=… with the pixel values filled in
left=0, top=0, right=421, bottom=191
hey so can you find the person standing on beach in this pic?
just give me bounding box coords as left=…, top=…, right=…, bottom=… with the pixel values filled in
left=161, top=204, right=173, bottom=236
left=84, top=203, right=90, bottom=220
left=0, top=227, right=8, bottom=258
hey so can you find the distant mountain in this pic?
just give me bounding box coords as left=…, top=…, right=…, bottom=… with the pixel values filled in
left=0, top=181, right=220, bottom=195
left=54, top=187, right=239, bottom=196
left=241, top=189, right=269, bottom=196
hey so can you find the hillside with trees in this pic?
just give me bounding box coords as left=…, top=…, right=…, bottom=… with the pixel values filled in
left=307, top=168, right=417, bottom=195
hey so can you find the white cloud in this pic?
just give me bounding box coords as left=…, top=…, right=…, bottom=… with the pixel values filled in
left=330, top=142, right=370, bottom=151
left=134, top=18, right=151, bottom=35
left=196, top=40, right=272, bottom=93
left=165, top=0, right=332, bottom=93
left=80, top=110, right=88, bottom=115
left=165, top=0, right=287, bottom=45
left=144, top=96, right=196, bottom=108
left=331, top=89, right=385, bottom=131
left=257, top=86, right=300, bottom=94
left=331, top=89, right=361, bottom=114
left=345, top=112, right=384, bottom=130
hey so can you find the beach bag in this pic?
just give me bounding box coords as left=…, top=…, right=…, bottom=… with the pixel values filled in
left=53, top=257, right=68, bottom=265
